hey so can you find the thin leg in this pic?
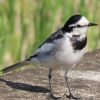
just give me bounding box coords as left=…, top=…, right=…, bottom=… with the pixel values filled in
left=64, top=72, right=80, bottom=100
left=48, top=69, right=53, bottom=96
left=48, top=69, right=61, bottom=100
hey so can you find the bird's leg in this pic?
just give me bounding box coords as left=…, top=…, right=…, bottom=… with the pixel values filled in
left=64, top=72, right=80, bottom=100
left=48, top=69, right=61, bottom=100
left=48, top=69, right=54, bottom=97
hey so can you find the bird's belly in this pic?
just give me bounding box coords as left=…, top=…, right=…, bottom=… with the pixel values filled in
left=37, top=52, right=61, bottom=69
left=55, top=48, right=86, bottom=69
left=37, top=47, right=85, bottom=70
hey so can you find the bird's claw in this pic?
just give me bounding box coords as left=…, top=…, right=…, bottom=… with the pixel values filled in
left=64, top=93, right=80, bottom=100
left=47, top=93, right=61, bottom=100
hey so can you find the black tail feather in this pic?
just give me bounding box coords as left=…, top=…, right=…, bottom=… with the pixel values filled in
left=1, top=60, right=30, bottom=74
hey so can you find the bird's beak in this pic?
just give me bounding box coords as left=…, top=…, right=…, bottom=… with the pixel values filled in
left=88, top=23, right=98, bottom=26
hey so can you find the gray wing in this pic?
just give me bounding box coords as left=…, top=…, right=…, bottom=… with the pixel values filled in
left=30, top=29, right=64, bottom=58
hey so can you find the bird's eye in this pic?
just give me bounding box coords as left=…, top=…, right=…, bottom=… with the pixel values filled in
left=77, top=25, right=81, bottom=27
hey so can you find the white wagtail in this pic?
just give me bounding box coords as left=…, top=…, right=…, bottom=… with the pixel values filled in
left=1, top=14, right=97, bottom=99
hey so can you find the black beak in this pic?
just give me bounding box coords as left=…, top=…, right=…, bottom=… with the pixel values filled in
left=88, top=23, right=98, bottom=26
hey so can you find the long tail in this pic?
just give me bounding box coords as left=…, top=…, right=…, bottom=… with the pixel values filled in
left=1, top=60, right=31, bottom=74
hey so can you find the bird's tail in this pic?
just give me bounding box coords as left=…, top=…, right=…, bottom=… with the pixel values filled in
left=0, top=60, right=31, bottom=74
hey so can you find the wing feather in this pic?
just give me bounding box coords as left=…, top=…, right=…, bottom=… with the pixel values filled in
left=31, top=29, right=64, bottom=58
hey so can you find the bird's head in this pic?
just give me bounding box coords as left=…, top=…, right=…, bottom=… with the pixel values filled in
left=62, top=14, right=97, bottom=36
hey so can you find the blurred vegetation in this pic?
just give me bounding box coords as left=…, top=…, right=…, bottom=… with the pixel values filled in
left=0, top=0, right=100, bottom=70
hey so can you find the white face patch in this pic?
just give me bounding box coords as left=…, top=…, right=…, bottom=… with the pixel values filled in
left=69, top=24, right=77, bottom=27
left=70, top=16, right=89, bottom=36
left=72, top=26, right=88, bottom=36
left=77, top=16, right=89, bottom=26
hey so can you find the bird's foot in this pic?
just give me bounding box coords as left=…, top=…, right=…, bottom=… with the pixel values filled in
left=47, top=92, right=61, bottom=100
left=64, top=93, right=80, bottom=100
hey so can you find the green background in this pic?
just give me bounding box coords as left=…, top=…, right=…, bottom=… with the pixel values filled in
left=0, top=0, right=100, bottom=71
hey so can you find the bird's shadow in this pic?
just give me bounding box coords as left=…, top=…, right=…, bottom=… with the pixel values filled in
left=0, top=79, right=50, bottom=93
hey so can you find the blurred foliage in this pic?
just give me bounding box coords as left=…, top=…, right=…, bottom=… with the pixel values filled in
left=0, top=0, right=100, bottom=70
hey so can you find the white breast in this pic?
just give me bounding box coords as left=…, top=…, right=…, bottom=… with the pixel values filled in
left=54, top=34, right=86, bottom=70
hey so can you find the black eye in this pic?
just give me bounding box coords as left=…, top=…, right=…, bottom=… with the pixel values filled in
left=77, top=25, right=81, bottom=27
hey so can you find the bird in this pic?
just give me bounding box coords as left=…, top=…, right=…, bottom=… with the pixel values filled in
left=0, top=14, right=97, bottom=100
